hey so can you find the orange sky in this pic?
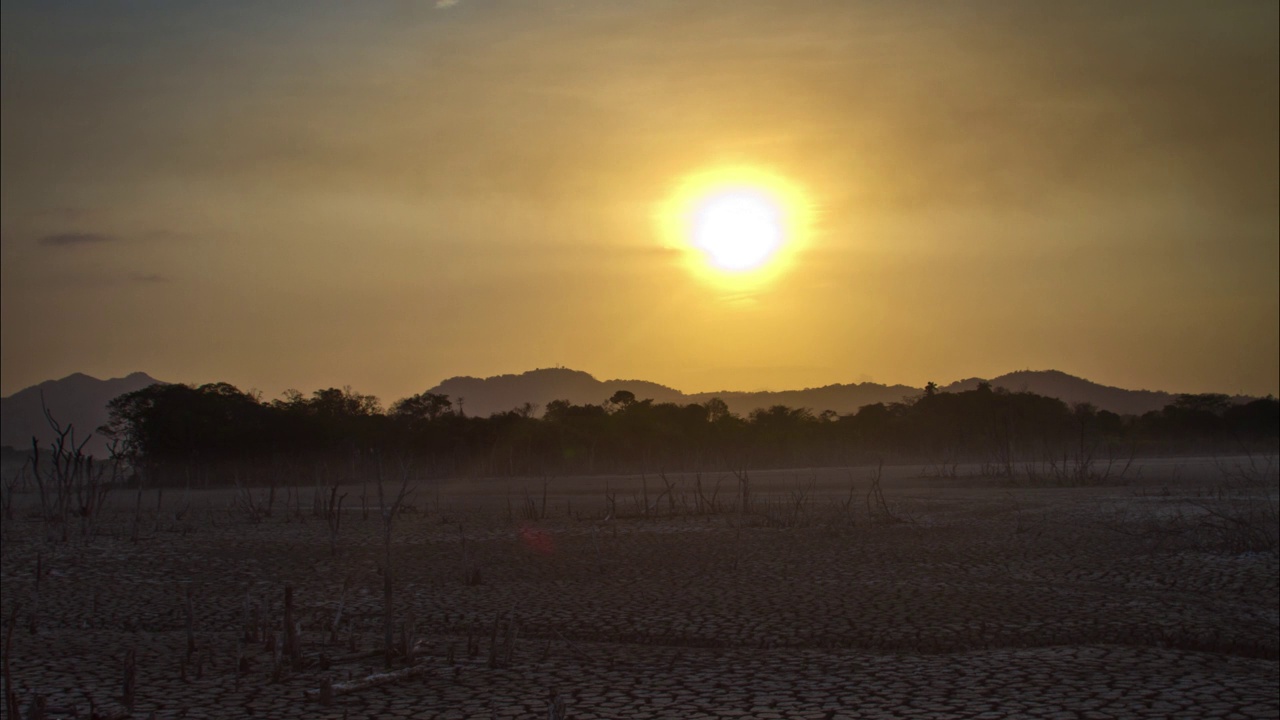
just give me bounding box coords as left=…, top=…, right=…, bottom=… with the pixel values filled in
left=2, top=1, right=1277, bottom=402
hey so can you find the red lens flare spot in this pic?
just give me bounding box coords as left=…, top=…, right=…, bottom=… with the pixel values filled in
left=518, top=523, right=555, bottom=555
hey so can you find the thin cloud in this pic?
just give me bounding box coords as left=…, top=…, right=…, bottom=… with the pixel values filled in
left=434, top=0, right=459, bottom=9
left=37, top=232, right=117, bottom=248
left=130, top=273, right=168, bottom=284
left=141, top=229, right=196, bottom=243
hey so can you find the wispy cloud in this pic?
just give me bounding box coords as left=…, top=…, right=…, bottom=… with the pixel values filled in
left=434, top=0, right=459, bottom=9
left=36, top=232, right=117, bottom=248
left=141, top=229, right=196, bottom=243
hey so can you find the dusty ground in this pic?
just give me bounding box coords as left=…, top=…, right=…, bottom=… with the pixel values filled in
left=1, top=458, right=1277, bottom=719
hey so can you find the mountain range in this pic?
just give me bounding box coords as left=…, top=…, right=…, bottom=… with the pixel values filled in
left=427, top=368, right=1189, bottom=419
left=1, top=368, right=1238, bottom=459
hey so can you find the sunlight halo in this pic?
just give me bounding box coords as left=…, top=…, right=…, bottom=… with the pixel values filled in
left=657, top=165, right=812, bottom=287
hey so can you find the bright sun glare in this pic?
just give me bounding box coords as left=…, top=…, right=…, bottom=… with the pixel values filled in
left=692, top=190, right=783, bottom=271
left=658, top=165, right=810, bottom=286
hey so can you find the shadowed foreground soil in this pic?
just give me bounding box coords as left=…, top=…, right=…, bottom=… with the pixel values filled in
left=2, top=464, right=1276, bottom=719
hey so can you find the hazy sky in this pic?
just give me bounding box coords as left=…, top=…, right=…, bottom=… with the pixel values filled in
left=2, top=1, right=1277, bottom=402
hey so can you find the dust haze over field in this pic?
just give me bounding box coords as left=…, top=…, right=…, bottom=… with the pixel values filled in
left=1, top=2, right=1278, bottom=719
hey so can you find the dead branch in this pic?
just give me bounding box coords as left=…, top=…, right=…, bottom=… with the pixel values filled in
left=303, top=665, right=428, bottom=701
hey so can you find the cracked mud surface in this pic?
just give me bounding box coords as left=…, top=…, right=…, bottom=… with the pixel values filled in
left=2, top=468, right=1277, bottom=719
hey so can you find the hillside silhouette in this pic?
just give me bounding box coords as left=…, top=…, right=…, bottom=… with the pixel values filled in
left=2, top=367, right=1263, bottom=462
left=0, top=372, right=163, bottom=457
left=431, top=368, right=687, bottom=416
left=427, top=368, right=1202, bottom=418
left=942, top=370, right=1182, bottom=417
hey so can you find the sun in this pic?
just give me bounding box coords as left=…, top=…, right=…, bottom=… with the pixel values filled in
left=692, top=190, right=783, bottom=271
left=657, top=165, right=811, bottom=285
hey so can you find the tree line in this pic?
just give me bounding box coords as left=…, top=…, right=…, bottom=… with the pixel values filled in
left=90, top=380, right=1280, bottom=485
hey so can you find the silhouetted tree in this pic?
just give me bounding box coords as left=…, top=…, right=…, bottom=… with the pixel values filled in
left=99, top=378, right=1274, bottom=486
left=607, top=390, right=637, bottom=409
left=390, top=392, right=454, bottom=424
left=1224, top=396, right=1280, bottom=442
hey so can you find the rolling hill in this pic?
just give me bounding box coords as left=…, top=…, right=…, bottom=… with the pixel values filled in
left=424, top=367, right=1202, bottom=418
left=2, top=367, right=1240, bottom=461
left=0, top=372, right=164, bottom=458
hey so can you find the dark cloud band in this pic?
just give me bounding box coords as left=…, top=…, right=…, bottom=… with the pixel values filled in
left=37, top=232, right=117, bottom=248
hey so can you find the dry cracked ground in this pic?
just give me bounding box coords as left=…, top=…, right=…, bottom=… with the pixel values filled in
left=1, top=462, right=1277, bottom=719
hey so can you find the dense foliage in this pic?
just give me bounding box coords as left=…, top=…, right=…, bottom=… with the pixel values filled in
left=96, top=381, right=1278, bottom=484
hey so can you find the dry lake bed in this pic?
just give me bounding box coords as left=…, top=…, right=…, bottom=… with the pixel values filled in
left=2, top=458, right=1277, bottom=719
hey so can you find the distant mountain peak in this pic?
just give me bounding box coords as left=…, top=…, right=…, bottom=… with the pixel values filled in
left=1, top=371, right=165, bottom=457
left=428, top=367, right=687, bottom=416
left=939, top=369, right=1185, bottom=415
